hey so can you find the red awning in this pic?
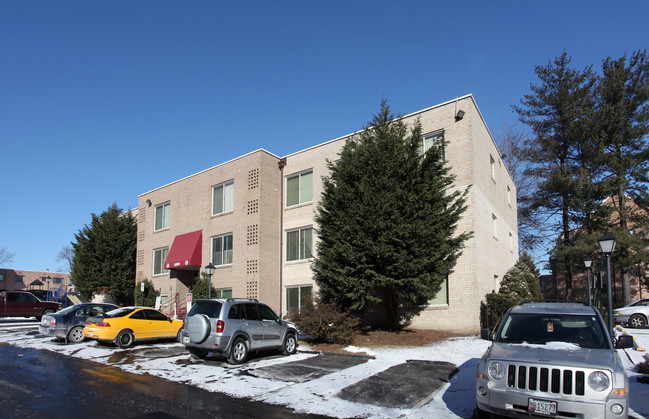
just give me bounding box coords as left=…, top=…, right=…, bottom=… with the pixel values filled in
left=164, top=230, right=202, bottom=270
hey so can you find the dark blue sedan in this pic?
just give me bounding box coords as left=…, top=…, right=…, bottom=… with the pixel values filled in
left=39, top=303, right=119, bottom=343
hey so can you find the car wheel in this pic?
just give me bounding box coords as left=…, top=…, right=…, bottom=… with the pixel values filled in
left=67, top=326, right=85, bottom=344
left=629, top=314, right=647, bottom=328
left=176, top=328, right=183, bottom=343
left=116, top=330, right=135, bottom=348
left=228, top=338, right=248, bottom=365
left=186, top=314, right=211, bottom=344
left=282, top=333, right=297, bottom=355
left=189, top=348, right=209, bottom=360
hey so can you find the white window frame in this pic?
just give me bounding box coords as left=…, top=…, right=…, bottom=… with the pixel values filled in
left=286, top=226, right=313, bottom=262
left=286, top=285, right=313, bottom=314
left=428, top=276, right=449, bottom=306
left=154, top=202, right=170, bottom=232
left=212, top=180, right=234, bottom=216
left=214, top=288, right=233, bottom=298
left=211, top=233, right=233, bottom=266
left=421, top=130, right=445, bottom=160
left=490, top=155, right=496, bottom=180
left=492, top=214, right=498, bottom=239
left=286, top=170, right=313, bottom=207
left=153, top=247, right=169, bottom=276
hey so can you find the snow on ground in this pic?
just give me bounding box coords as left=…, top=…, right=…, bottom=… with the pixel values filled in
left=2, top=322, right=649, bottom=418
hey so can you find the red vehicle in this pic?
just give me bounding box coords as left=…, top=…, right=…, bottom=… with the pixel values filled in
left=0, top=291, right=61, bottom=321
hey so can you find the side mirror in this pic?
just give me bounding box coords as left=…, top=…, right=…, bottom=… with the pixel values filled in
left=480, top=328, right=493, bottom=341
left=615, top=335, right=634, bottom=349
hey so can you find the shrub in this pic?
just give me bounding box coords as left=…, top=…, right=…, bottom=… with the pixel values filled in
left=289, top=297, right=360, bottom=344
left=134, top=279, right=159, bottom=307
left=484, top=293, right=520, bottom=332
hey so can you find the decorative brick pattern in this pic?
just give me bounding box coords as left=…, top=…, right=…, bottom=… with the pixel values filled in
left=247, top=199, right=259, bottom=214
left=246, top=259, right=258, bottom=274
left=248, top=168, right=260, bottom=190
left=246, top=225, right=259, bottom=246
left=137, top=250, right=145, bottom=266
left=138, top=208, right=146, bottom=224
left=246, top=280, right=258, bottom=299
left=138, top=231, right=145, bottom=242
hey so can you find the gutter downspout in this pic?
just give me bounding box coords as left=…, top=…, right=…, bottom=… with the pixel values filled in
left=278, top=158, right=287, bottom=317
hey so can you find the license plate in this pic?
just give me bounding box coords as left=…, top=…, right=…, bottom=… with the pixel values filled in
left=529, top=398, right=557, bottom=416
left=88, top=331, right=94, bottom=337
left=182, top=336, right=190, bottom=344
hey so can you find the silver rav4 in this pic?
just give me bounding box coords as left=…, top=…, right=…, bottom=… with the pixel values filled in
left=476, top=301, right=633, bottom=418
left=181, top=298, right=299, bottom=364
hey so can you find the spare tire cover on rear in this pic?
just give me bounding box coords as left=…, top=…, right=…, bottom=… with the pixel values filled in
left=186, top=314, right=211, bottom=344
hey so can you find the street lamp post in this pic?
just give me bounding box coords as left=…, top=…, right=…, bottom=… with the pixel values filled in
left=204, top=263, right=215, bottom=298
left=598, top=232, right=616, bottom=338
left=584, top=257, right=593, bottom=306
left=45, top=269, right=52, bottom=301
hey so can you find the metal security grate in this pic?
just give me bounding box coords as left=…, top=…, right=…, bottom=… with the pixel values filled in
left=507, top=365, right=585, bottom=396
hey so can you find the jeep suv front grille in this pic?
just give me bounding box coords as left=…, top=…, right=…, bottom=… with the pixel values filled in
left=507, top=365, right=586, bottom=396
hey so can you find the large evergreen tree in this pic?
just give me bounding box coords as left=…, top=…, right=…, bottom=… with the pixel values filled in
left=596, top=50, right=649, bottom=304
left=313, top=100, right=471, bottom=330
left=70, top=204, right=137, bottom=305
left=513, top=52, right=605, bottom=298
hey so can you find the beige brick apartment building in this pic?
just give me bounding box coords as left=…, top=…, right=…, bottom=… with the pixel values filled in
left=136, top=95, right=518, bottom=333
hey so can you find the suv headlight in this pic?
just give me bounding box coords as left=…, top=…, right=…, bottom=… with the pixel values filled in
left=488, top=362, right=505, bottom=380
left=588, top=371, right=610, bottom=391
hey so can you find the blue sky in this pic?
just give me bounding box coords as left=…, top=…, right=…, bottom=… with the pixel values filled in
left=1, top=1, right=647, bottom=272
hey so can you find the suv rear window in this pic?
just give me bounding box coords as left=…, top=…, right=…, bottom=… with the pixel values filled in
left=498, top=313, right=609, bottom=349
left=188, top=301, right=223, bottom=318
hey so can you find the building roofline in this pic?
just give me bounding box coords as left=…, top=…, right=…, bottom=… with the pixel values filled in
left=283, top=94, right=477, bottom=159
left=139, top=94, right=514, bottom=196
left=0, top=268, right=70, bottom=275
left=139, top=148, right=281, bottom=197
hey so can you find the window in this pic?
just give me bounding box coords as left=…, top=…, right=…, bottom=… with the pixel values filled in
left=507, top=185, right=512, bottom=206
left=212, top=181, right=234, bottom=215
left=153, top=247, right=169, bottom=276
left=421, top=131, right=445, bottom=160
left=490, top=155, right=496, bottom=180
left=212, top=234, right=233, bottom=266
left=214, top=289, right=232, bottom=298
left=492, top=214, right=498, bottom=238
left=286, top=227, right=313, bottom=261
left=286, top=285, right=313, bottom=314
left=429, top=276, right=448, bottom=305
left=15, top=275, right=24, bottom=283
left=154, top=202, right=170, bottom=231
left=0, top=274, right=4, bottom=282
left=53, top=277, right=63, bottom=284
left=509, top=232, right=514, bottom=252
left=259, top=304, right=278, bottom=321
left=286, top=170, right=313, bottom=206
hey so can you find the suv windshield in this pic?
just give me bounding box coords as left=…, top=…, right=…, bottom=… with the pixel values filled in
left=188, top=300, right=223, bottom=318
left=497, top=313, right=609, bottom=349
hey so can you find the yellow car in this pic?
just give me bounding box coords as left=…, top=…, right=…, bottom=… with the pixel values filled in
left=84, top=306, right=183, bottom=348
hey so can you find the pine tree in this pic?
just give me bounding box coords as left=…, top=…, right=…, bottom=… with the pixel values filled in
left=313, top=100, right=471, bottom=330
left=513, top=52, right=603, bottom=298
left=70, top=204, right=137, bottom=305
left=596, top=50, right=649, bottom=305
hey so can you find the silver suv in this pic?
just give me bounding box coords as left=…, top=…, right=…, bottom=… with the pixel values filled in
left=476, top=301, right=633, bottom=418
left=181, top=298, right=299, bottom=364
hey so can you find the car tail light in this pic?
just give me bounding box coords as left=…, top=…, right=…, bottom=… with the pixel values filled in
left=216, top=320, right=225, bottom=333
left=97, top=322, right=111, bottom=327
left=86, top=320, right=91, bottom=326
left=49, top=318, right=56, bottom=327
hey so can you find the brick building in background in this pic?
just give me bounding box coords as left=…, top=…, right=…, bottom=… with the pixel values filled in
left=136, top=95, right=518, bottom=333
left=0, top=269, right=73, bottom=299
